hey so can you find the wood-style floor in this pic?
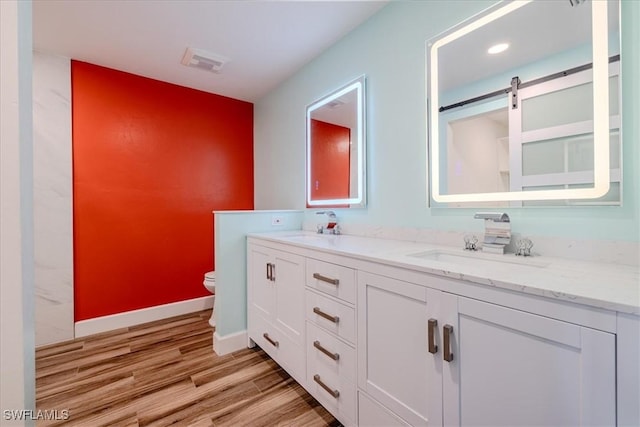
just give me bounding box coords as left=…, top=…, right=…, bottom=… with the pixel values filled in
left=35, top=310, right=340, bottom=427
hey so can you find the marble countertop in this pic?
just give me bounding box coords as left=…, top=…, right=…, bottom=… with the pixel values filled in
left=247, top=231, right=640, bottom=315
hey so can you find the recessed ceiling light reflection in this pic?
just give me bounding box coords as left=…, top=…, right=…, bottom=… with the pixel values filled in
left=487, top=43, right=509, bottom=54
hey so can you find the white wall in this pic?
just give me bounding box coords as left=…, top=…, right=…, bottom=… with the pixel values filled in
left=448, top=116, right=507, bottom=195
left=1, top=0, right=36, bottom=422
left=254, top=0, right=640, bottom=243
left=33, top=51, right=74, bottom=347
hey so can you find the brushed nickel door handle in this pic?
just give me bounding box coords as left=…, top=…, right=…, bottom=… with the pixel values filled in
left=313, top=273, right=339, bottom=286
left=428, top=318, right=438, bottom=354
left=266, top=263, right=271, bottom=280
left=263, top=333, right=279, bottom=348
left=313, top=374, right=340, bottom=398
left=270, top=263, right=275, bottom=281
left=443, top=324, right=454, bottom=362
left=313, top=307, right=340, bottom=324
left=313, top=340, right=340, bottom=361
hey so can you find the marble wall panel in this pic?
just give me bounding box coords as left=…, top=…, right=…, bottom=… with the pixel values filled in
left=33, top=51, right=74, bottom=346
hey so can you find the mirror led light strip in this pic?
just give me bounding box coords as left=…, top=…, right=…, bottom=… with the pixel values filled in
left=306, top=77, right=365, bottom=206
left=429, top=0, right=610, bottom=203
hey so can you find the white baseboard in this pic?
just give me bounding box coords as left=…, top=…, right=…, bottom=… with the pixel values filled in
left=75, top=296, right=214, bottom=338
left=214, top=329, right=248, bottom=355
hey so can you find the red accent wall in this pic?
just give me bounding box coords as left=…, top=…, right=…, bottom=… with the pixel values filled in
left=310, top=119, right=350, bottom=202
left=72, top=61, right=253, bottom=321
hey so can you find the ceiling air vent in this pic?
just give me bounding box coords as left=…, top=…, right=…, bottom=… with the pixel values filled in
left=181, top=47, right=229, bottom=73
left=327, top=99, right=346, bottom=109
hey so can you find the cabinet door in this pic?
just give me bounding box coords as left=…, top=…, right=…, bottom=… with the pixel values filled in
left=273, top=250, right=305, bottom=346
left=357, top=272, right=442, bottom=426
left=358, top=392, right=411, bottom=427
left=248, top=245, right=275, bottom=321
left=441, top=294, right=616, bottom=427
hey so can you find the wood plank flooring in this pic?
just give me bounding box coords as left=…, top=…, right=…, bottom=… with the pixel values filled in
left=35, top=310, right=340, bottom=427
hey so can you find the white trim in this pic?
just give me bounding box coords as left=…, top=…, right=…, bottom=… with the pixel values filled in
left=522, top=121, right=594, bottom=144
left=213, top=329, right=248, bottom=355
left=522, top=168, right=621, bottom=188
left=617, top=313, right=640, bottom=426
left=74, top=296, right=214, bottom=338
left=509, top=82, right=523, bottom=192
left=521, top=116, right=621, bottom=145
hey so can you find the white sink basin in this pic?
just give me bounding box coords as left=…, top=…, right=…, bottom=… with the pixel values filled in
left=407, top=250, right=549, bottom=269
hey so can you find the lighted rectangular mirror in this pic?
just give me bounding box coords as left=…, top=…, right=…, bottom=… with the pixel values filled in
left=306, top=75, right=366, bottom=208
left=427, top=0, right=621, bottom=207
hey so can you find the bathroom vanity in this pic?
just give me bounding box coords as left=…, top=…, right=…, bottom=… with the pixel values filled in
left=246, top=231, right=639, bottom=427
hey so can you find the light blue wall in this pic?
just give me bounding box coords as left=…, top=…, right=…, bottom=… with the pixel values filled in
left=214, top=210, right=303, bottom=336
left=254, top=0, right=639, bottom=242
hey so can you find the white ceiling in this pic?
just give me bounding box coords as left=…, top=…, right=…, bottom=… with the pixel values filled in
left=33, top=0, right=388, bottom=102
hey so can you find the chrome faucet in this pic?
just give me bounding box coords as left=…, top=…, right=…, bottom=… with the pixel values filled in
left=515, top=237, right=534, bottom=257
left=474, top=212, right=511, bottom=254
left=316, top=211, right=341, bottom=235
left=463, top=234, right=479, bottom=251
left=473, top=212, right=510, bottom=223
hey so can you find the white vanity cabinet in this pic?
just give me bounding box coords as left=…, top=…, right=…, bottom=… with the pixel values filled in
left=441, top=294, right=616, bottom=427
left=247, top=240, right=358, bottom=425
left=356, top=272, right=439, bottom=426
left=247, top=243, right=306, bottom=382
left=357, top=271, right=617, bottom=427
left=305, top=258, right=358, bottom=426
left=246, top=234, right=638, bottom=427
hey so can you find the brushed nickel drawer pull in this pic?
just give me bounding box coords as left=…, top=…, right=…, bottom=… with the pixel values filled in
left=443, top=324, right=454, bottom=362
left=428, top=318, right=438, bottom=354
left=313, top=273, right=339, bottom=286
left=263, top=333, right=279, bottom=348
left=313, top=340, right=340, bottom=361
left=313, top=374, right=340, bottom=398
left=313, top=307, right=340, bottom=324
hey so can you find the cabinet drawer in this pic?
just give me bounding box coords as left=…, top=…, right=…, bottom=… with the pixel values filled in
left=250, top=313, right=305, bottom=384
left=306, top=258, right=355, bottom=304
left=307, top=351, right=356, bottom=426
left=307, top=321, right=356, bottom=383
left=306, top=289, right=355, bottom=344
